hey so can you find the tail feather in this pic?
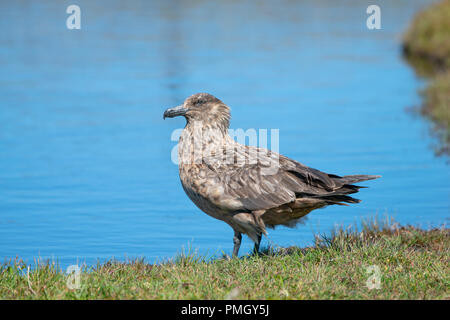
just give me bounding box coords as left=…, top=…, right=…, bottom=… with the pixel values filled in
left=313, top=194, right=361, bottom=204
left=311, top=175, right=380, bottom=204
left=340, top=175, right=381, bottom=184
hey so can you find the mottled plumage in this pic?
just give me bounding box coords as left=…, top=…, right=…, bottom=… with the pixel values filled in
left=164, top=93, right=380, bottom=256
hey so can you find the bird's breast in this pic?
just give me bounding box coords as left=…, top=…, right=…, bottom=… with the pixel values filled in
left=179, top=163, right=244, bottom=219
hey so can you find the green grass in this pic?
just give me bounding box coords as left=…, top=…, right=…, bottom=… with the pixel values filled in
left=403, top=0, right=450, bottom=73
left=1, top=218, right=448, bottom=299
left=403, top=0, right=450, bottom=155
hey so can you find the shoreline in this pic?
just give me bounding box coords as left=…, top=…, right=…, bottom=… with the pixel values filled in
left=2, top=220, right=448, bottom=299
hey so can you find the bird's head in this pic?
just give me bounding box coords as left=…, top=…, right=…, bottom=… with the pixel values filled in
left=163, top=93, right=231, bottom=131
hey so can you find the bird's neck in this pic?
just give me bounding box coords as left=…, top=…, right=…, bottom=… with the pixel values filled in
left=178, top=121, right=233, bottom=166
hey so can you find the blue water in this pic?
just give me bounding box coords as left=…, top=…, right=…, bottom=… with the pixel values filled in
left=0, top=0, right=448, bottom=269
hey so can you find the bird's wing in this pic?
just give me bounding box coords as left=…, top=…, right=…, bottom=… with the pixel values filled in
left=213, top=146, right=344, bottom=211
left=213, top=144, right=380, bottom=212
left=219, top=162, right=295, bottom=211
left=207, top=141, right=379, bottom=211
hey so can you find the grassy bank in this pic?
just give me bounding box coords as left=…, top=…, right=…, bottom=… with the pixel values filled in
left=1, top=219, right=448, bottom=299
left=403, top=0, right=450, bottom=155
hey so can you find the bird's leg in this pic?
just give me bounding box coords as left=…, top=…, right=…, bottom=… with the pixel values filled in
left=253, top=233, right=262, bottom=255
left=232, top=231, right=242, bottom=257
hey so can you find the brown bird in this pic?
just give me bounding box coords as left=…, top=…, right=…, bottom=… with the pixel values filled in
left=164, top=93, right=380, bottom=256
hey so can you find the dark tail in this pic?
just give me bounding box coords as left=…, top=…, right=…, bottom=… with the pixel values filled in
left=339, top=175, right=381, bottom=184
left=315, top=174, right=381, bottom=205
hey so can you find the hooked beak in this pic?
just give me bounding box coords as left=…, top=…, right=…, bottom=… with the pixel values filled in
left=163, top=105, right=187, bottom=119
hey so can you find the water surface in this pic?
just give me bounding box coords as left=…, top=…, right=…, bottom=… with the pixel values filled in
left=0, top=0, right=448, bottom=268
